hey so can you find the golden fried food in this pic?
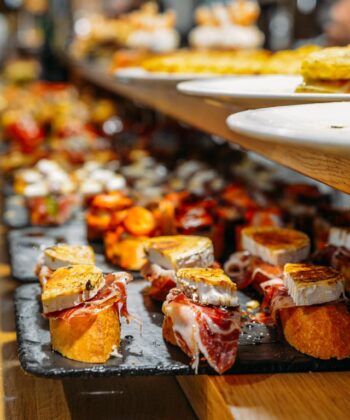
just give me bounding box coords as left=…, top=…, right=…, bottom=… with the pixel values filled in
left=301, top=46, right=350, bottom=81
left=297, top=46, right=350, bottom=93
left=139, top=50, right=269, bottom=75
left=261, top=45, right=321, bottom=75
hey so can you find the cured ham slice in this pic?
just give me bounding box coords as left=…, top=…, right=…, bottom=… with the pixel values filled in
left=224, top=252, right=283, bottom=290
left=141, top=262, right=176, bottom=301
left=260, top=278, right=295, bottom=322
left=163, top=289, right=240, bottom=374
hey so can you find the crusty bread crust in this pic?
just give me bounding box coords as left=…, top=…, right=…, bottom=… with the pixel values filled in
left=162, top=315, right=177, bottom=346
left=50, top=306, right=120, bottom=363
left=280, top=302, right=350, bottom=360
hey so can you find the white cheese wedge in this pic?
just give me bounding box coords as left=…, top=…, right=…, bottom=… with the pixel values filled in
left=329, top=227, right=350, bottom=250
left=145, top=235, right=214, bottom=271
left=90, top=169, right=115, bottom=183
left=106, top=175, right=126, bottom=192
left=23, top=182, right=49, bottom=198
left=242, top=227, right=310, bottom=266
left=80, top=180, right=103, bottom=196
left=36, top=159, right=61, bottom=175
left=21, top=169, right=42, bottom=184
left=284, top=263, right=345, bottom=306
left=42, top=244, right=95, bottom=271
left=176, top=160, right=205, bottom=180
left=176, top=267, right=239, bottom=307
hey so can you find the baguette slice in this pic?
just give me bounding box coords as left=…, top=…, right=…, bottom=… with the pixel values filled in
left=50, top=305, right=120, bottom=363
left=242, top=227, right=310, bottom=266
left=280, top=302, right=350, bottom=360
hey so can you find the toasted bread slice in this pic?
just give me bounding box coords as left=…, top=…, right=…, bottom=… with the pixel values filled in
left=50, top=305, right=120, bottom=363
left=144, top=235, right=214, bottom=270
left=280, top=302, right=350, bottom=360
left=176, top=267, right=238, bottom=307
left=242, top=227, right=310, bottom=266
left=41, top=265, right=104, bottom=314
left=42, top=245, right=95, bottom=271
left=284, top=263, right=344, bottom=306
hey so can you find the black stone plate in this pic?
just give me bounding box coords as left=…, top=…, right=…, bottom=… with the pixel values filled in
left=15, top=283, right=350, bottom=378
left=8, top=224, right=115, bottom=282
left=3, top=195, right=28, bottom=227
left=3, top=195, right=83, bottom=229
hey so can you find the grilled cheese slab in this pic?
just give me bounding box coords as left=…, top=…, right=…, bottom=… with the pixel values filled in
left=144, top=235, right=214, bottom=270
left=242, top=227, right=310, bottom=266
left=42, top=265, right=105, bottom=313
left=284, top=263, right=345, bottom=306
left=176, top=267, right=238, bottom=307
left=41, top=245, right=95, bottom=271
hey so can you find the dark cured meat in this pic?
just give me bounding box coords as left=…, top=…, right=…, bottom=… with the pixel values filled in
left=165, top=290, right=240, bottom=374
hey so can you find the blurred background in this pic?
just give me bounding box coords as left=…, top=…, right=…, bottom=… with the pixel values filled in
left=0, top=0, right=347, bottom=70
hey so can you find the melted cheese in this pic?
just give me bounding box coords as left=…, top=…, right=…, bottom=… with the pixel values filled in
left=42, top=245, right=95, bottom=271
left=284, top=264, right=345, bottom=306
left=176, top=269, right=239, bottom=307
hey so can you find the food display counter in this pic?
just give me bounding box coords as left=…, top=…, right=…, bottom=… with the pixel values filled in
left=2, top=1, right=350, bottom=419
left=67, top=57, right=350, bottom=195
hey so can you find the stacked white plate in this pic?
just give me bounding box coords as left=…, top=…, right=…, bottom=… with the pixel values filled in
left=177, top=75, right=350, bottom=107
left=226, top=102, right=350, bottom=150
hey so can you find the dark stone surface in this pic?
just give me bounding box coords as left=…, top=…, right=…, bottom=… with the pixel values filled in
left=8, top=223, right=117, bottom=282
left=3, top=195, right=83, bottom=229
left=14, top=283, right=350, bottom=378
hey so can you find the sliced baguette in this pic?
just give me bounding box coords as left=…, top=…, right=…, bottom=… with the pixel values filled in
left=50, top=305, right=120, bottom=363
left=280, top=302, right=350, bottom=360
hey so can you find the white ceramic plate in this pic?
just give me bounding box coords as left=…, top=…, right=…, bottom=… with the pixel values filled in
left=177, top=76, right=350, bottom=107
left=114, top=67, right=215, bottom=84
left=226, top=102, right=350, bottom=149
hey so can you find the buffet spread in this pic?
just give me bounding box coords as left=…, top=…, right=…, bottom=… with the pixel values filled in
left=1, top=0, right=350, bottom=382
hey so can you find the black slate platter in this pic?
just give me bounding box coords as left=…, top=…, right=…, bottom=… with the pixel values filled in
left=8, top=224, right=116, bottom=282
left=3, top=195, right=28, bottom=227
left=15, top=282, right=350, bottom=378
left=3, top=195, right=84, bottom=229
